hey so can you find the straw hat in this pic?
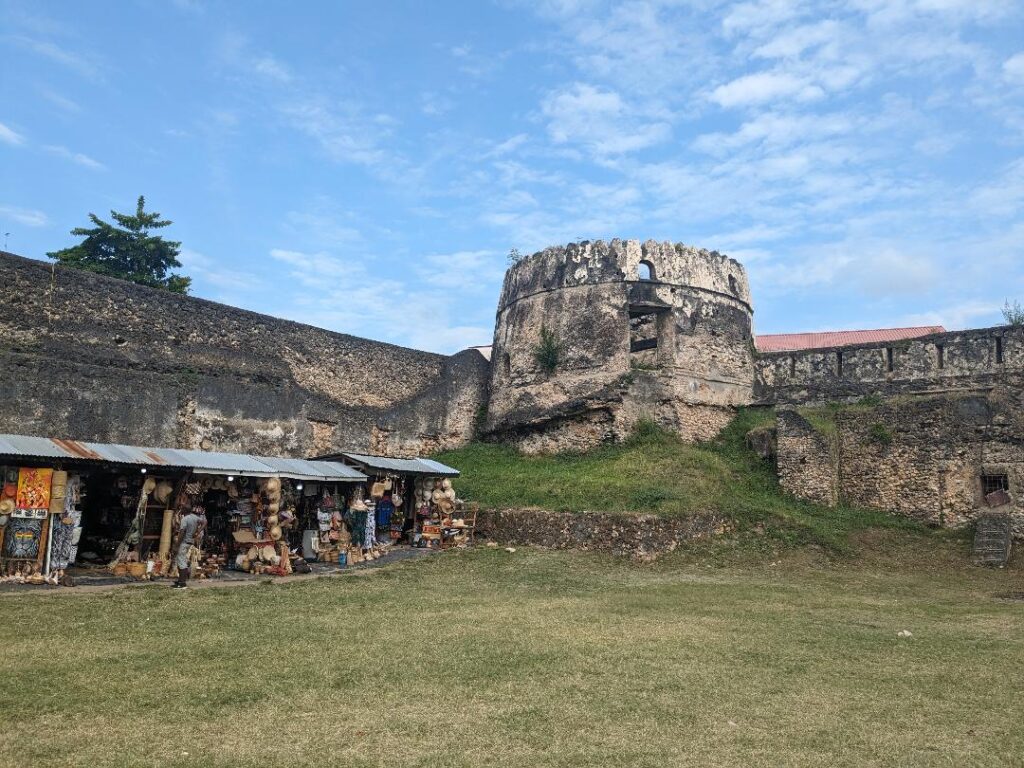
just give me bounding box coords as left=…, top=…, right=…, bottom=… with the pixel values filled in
left=142, top=477, right=157, bottom=495
left=444, top=488, right=456, bottom=500
left=270, top=525, right=282, bottom=541
left=154, top=481, right=174, bottom=505
left=265, top=477, right=281, bottom=494
left=266, top=514, right=279, bottom=527
left=431, top=489, right=446, bottom=503
left=267, top=502, right=280, bottom=515
left=349, top=498, right=368, bottom=512
left=261, top=545, right=276, bottom=561
left=247, top=546, right=259, bottom=560
left=227, top=483, right=239, bottom=499
left=442, top=478, right=452, bottom=491
left=0, top=498, right=14, bottom=515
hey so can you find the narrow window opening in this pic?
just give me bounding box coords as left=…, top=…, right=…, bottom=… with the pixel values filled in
left=789, top=356, right=796, bottom=377
left=502, top=353, right=511, bottom=377
left=995, top=336, right=1004, bottom=364
left=836, top=350, right=844, bottom=377
left=980, top=473, right=1009, bottom=497
left=936, top=344, right=944, bottom=369
left=629, top=311, right=659, bottom=353
left=728, top=274, right=738, bottom=296
left=637, top=260, right=654, bottom=281
left=885, top=347, right=894, bottom=373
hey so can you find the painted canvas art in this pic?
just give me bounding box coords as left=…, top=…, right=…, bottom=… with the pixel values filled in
left=16, top=468, right=52, bottom=511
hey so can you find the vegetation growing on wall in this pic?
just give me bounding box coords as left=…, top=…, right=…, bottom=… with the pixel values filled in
left=532, top=324, right=562, bottom=376
left=1003, top=299, right=1024, bottom=327
left=867, top=422, right=894, bottom=446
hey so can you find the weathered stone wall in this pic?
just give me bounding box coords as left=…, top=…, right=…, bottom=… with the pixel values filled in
left=776, top=384, right=1024, bottom=538
left=0, top=251, right=489, bottom=456
left=486, top=239, right=755, bottom=452
left=756, top=326, right=1022, bottom=405
left=475, top=507, right=735, bottom=559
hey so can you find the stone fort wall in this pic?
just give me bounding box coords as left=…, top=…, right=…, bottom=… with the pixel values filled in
left=0, top=251, right=489, bottom=457
left=486, top=239, right=756, bottom=452
left=761, top=326, right=1024, bottom=537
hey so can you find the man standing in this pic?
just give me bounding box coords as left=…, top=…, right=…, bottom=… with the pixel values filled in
left=171, top=503, right=205, bottom=590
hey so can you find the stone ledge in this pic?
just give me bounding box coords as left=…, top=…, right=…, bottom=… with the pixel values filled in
left=475, top=507, right=735, bottom=560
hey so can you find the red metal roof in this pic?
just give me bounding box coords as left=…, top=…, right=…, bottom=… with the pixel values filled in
left=755, top=326, right=946, bottom=353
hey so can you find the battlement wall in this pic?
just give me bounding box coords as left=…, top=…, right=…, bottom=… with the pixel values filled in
left=755, top=325, right=1022, bottom=405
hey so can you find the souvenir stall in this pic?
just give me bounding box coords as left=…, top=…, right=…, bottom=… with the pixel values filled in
left=311, top=452, right=467, bottom=555
left=0, top=434, right=367, bottom=587
left=0, top=464, right=88, bottom=585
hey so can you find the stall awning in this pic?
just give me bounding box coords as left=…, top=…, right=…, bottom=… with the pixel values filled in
left=0, top=434, right=367, bottom=483
left=316, top=451, right=460, bottom=478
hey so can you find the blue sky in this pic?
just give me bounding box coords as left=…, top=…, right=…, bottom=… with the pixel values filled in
left=2, top=0, right=1023, bottom=354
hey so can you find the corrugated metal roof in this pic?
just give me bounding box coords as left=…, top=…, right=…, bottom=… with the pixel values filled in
left=756, top=326, right=946, bottom=353
left=0, top=434, right=366, bottom=482
left=254, top=456, right=366, bottom=482
left=338, top=452, right=460, bottom=477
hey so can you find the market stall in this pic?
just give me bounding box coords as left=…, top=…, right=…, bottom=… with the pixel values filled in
left=0, top=434, right=367, bottom=587
left=313, top=452, right=468, bottom=554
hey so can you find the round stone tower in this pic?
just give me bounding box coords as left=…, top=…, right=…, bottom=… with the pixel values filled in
left=485, top=239, right=756, bottom=453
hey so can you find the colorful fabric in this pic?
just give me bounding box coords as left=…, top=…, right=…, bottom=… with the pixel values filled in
left=16, top=468, right=52, bottom=511
left=376, top=499, right=394, bottom=530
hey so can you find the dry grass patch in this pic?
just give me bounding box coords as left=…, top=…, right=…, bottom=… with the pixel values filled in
left=0, top=545, right=1022, bottom=767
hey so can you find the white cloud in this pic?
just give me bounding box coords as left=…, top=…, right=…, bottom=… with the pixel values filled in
left=42, top=144, right=106, bottom=170
left=0, top=122, right=25, bottom=146
left=10, top=36, right=103, bottom=80
left=1005, top=52, right=1024, bottom=84
left=0, top=205, right=48, bottom=227
left=250, top=55, right=291, bottom=83
left=710, top=72, right=825, bottom=108
left=267, top=247, right=493, bottom=353
left=542, top=83, right=671, bottom=154
left=753, top=21, right=842, bottom=59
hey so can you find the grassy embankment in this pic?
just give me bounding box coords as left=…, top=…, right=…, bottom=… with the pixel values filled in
left=436, top=408, right=923, bottom=551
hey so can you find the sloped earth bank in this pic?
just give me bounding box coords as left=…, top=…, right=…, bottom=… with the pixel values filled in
left=476, top=508, right=735, bottom=560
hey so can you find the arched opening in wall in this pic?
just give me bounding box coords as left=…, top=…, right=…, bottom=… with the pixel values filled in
left=638, top=260, right=655, bottom=281
left=502, top=352, right=511, bottom=377
left=728, top=274, right=738, bottom=296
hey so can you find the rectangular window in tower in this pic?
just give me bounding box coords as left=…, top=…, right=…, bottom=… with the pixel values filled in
left=995, top=336, right=1004, bottom=364
left=980, top=473, right=1009, bottom=496
left=789, top=356, right=796, bottom=377
left=629, top=312, right=659, bottom=353
left=936, top=344, right=944, bottom=369
left=836, top=350, right=844, bottom=377
left=885, top=347, right=894, bottom=373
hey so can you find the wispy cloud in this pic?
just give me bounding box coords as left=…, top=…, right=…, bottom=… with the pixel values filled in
left=42, top=144, right=106, bottom=171
left=0, top=205, right=48, bottom=227
left=542, top=83, right=671, bottom=155
left=9, top=35, right=104, bottom=80
left=0, top=122, right=26, bottom=146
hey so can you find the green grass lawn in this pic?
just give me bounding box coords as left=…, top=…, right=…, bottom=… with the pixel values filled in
left=1, top=542, right=1022, bottom=767
left=437, top=410, right=919, bottom=550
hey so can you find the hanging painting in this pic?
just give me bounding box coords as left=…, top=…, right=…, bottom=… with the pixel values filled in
left=3, top=517, right=45, bottom=560
left=16, top=468, right=52, bottom=512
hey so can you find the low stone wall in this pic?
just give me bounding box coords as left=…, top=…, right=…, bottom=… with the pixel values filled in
left=475, top=507, right=734, bottom=559
left=775, top=384, right=1024, bottom=538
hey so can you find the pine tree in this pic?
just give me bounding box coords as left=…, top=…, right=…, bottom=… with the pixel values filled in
left=47, top=196, right=191, bottom=293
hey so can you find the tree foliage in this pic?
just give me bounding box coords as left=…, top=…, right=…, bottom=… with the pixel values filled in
left=1002, top=300, right=1024, bottom=327
left=48, top=196, right=191, bottom=293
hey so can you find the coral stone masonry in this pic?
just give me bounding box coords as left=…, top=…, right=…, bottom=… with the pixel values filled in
left=1, top=239, right=1021, bottom=538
